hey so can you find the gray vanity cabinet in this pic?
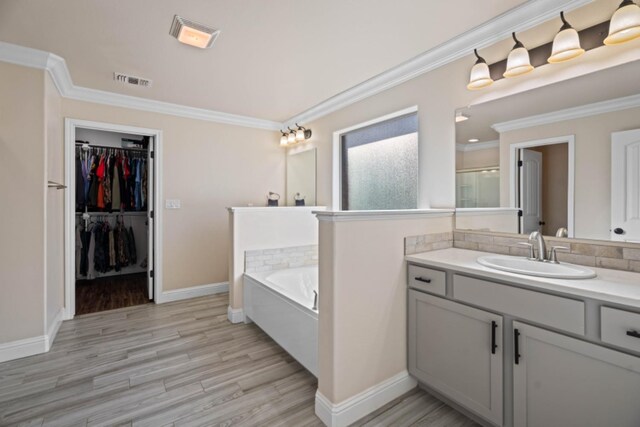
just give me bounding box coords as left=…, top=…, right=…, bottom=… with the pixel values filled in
left=512, top=321, right=640, bottom=427
left=408, top=289, right=503, bottom=426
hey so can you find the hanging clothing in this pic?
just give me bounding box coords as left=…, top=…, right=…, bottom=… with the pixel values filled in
left=129, top=225, right=137, bottom=265
left=112, top=160, right=121, bottom=211
left=76, top=156, right=85, bottom=211
left=86, top=227, right=96, bottom=280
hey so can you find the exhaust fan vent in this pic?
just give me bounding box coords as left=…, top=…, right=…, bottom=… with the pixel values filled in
left=114, top=73, right=152, bottom=88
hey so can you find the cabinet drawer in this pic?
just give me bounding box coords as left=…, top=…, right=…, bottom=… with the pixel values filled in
left=601, top=307, right=640, bottom=354
left=408, top=264, right=446, bottom=296
left=453, top=274, right=584, bottom=335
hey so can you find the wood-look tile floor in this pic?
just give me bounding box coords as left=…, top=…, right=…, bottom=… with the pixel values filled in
left=0, top=293, right=478, bottom=427
left=76, top=273, right=149, bottom=315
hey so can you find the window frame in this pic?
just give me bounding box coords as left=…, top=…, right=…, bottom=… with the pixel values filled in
left=332, top=106, right=419, bottom=210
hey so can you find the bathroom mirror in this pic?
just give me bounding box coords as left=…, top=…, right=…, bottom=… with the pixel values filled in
left=286, top=148, right=317, bottom=206
left=455, top=60, right=640, bottom=242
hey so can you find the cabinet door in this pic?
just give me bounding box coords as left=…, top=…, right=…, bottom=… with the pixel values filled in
left=513, top=322, right=640, bottom=427
left=408, top=290, right=503, bottom=425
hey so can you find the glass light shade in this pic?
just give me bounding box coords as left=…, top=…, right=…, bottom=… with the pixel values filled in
left=467, top=62, right=493, bottom=90
left=295, top=128, right=305, bottom=141
left=280, top=135, right=288, bottom=146
left=548, top=28, right=585, bottom=63
left=503, top=47, right=534, bottom=78
left=287, top=132, right=296, bottom=144
left=604, top=2, right=640, bottom=45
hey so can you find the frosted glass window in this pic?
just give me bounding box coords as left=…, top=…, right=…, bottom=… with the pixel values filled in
left=341, top=113, right=418, bottom=210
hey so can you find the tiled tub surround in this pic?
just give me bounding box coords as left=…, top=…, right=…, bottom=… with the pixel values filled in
left=405, top=232, right=453, bottom=255
left=453, top=230, right=640, bottom=273
left=245, top=244, right=318, bottom=273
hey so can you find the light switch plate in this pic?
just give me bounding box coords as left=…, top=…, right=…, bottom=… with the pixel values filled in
left=165, top=199, right=181, bottom=209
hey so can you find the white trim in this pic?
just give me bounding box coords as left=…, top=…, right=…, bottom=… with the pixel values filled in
left=0, top=41, right=281, bottom=131
left=455, top=207, right=520, bottom=216
left=0, top=336, right=46, bottom=364
left=64, top=119, right=163, bottom=319
left=227, top=305, right=245, bottom=324
left=493, top=93, right=640, bottom=133
left=314, top=371, right=417, bottom=427
left=315, top=209, right=454, bottom=222
left=456, top=140, right=499, bottom=152
left=227, top=206, right=326, bottom=213
left=44, top=308, right=64, bottom=351
left=157, top=282, right=229, bottom=304
left=508, top=135, right=575, bottom=237
left=284, top=0, right=593, bottom=127
left=331, top=106, right=419, bottom=209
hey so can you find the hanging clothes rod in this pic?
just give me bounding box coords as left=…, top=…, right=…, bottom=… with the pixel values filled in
left=75, top=141, right=148, bottom=153
left=76, top=212, right=147, bottom=216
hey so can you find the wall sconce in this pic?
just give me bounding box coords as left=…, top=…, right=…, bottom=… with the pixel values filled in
left=548, top=12, right=585, bottom=63
left=279, top=124, right=312, bottom=147
left=504, top=33, right=534, bottom=78
left=467, top=4, right=640, bottom=91
left=604, top=0, right=640, bottom=45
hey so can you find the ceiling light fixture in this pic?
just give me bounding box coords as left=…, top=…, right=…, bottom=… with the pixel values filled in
left=548, top=12, right=585, bottom=63
left=170, top=15, right=221, bottom=49
left=455, top=112, right=470, bottom=123
left=604, top=0, right=640, bottom=45
left=504, top=32, right=534, bottom=78
left=467, top=49, right=494, bottom=90
left=468, top=138, right=480, bottom=143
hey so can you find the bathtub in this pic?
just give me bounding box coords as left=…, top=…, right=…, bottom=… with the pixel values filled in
left=244, top=266, right=318, bottom=376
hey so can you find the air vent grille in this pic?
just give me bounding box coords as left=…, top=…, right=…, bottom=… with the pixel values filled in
left=114, top=73, right=152, bottom=88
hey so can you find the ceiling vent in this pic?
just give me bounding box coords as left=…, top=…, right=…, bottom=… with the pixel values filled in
left=114, top=73, right=152, bottom=88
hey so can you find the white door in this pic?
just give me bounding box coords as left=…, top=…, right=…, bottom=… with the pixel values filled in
left=513, top=322, right=640, bottom=427
left=408, top=290, right=503, bottom=425
left=147, top=137, right=154, bottom=300
left=519, top=149, right=542, bottom=234
left=611, top=129, right=640, bottom=241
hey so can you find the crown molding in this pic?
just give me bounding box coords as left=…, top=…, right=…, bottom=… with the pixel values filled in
left=456, top=140, right=499, bottom=152
left=283, top=0, right=593, bottom=127
left=492, top=93, right=640, bottom=133
left=0, top=41, right=282, bottom=131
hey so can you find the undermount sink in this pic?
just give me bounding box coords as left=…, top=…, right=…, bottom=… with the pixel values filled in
left=477, top=255, right=596, bottom=279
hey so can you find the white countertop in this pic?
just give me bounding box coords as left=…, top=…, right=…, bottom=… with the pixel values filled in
left=406, top=248, right=640, bottom=309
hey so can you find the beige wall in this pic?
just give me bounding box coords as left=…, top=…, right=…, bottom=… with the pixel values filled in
left=61, top=99, right=285, bottom=291
left=456, top=147, right=500, bottom=171
left=318, top=214, right=452, bottom=403
left=0, top=62, right=46, bottom=342
left=531, top=144, right=568, bottom=236
left=45, top=72, right=64, bottom=328
left=500, top=107, right=640, bottom=240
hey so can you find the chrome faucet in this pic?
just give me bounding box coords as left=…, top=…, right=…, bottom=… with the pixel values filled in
left=529, top=231, right=547, bottom=262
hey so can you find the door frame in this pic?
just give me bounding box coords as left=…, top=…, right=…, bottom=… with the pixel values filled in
left=64, top=118, right=163, bottom=320
left=509, top=135, right=575, bottom=237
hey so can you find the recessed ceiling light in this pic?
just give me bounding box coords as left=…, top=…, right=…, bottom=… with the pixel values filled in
left=468, top=138, right=480, bottom=143
left=455, top=112, right=470, bottom=123
left=170, top=15, right=220, bottom=49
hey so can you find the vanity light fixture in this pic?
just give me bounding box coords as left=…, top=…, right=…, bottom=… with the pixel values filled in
left=548, top=12, right=585, bottom=63
left=604, top=0, right=640, bottom=45
left=279, top=124, right=313, bottom=147
left=280, top=131, right=288, bottom=146
left=287, top=128, right=296, bottom=144
left=467, top=49, right=494, bottom=90
left=455, top=112, right=470, bottom=123
left=170, top=15, right=221, bottom=49
left=295, top=124, right=312, bottom=141
left=504, top=33, right=534, bottom=78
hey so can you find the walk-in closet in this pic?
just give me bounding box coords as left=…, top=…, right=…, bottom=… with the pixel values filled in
left=73, top=126, right=155, bottom=315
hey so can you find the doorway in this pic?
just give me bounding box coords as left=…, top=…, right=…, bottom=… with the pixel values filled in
left=64, top=119, right=162, bottom=318
left=510, top=135, right=575, bottom=237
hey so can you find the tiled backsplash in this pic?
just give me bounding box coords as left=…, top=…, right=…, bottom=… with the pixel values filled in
left=454, top=230, right=640, bottom=273
left=405, top=232, right=453, bottom=255
left=245, top=244, right=318, bottom=273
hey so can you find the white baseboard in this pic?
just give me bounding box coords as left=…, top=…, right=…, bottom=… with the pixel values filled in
left=227, top=305, right=245, bottom=324
left=157, top=282, right=228, bottom=304
left=45, top=307, right=64, bottom=351
left=315, top=370, right=417, bottom=427
left=0, top=336, right=46, bottom=364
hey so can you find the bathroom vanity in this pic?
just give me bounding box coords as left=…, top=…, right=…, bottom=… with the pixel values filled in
left=406, top=248, right=640, bottom=427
